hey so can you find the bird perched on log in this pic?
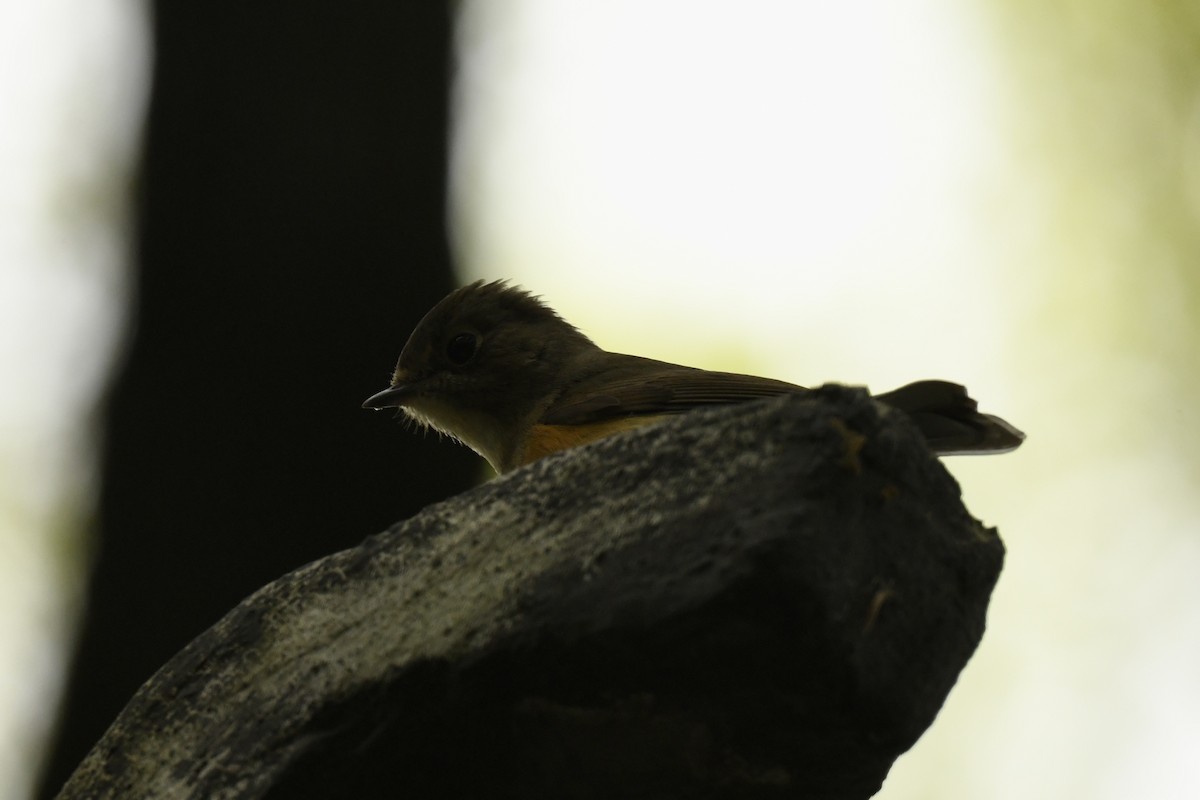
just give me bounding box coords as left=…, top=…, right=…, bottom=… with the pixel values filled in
left=364, top=280, right=1024, bottom=474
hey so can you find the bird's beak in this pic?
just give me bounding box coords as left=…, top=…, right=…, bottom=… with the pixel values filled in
left=362, top=382, right=417, bottom=410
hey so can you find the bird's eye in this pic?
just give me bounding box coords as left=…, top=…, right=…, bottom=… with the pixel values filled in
left=446, top=332, right=479, bottom=365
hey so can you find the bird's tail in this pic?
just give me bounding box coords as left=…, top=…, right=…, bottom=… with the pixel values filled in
left=873, top=380, right=1025, bottom=456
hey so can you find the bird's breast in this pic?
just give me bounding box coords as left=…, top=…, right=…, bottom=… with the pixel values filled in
left=517, top=415, right=670, bottom=470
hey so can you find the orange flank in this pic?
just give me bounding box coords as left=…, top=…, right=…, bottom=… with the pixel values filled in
left=521, top=416, right=669, bottom=467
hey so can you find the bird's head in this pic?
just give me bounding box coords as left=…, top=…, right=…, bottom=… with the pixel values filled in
left=363, top=280, right=595, bottom=469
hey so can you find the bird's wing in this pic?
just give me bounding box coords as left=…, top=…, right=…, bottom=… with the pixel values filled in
left=540, top=353, right=806, bottom=426
left=540, top=354, right=1024, bottom=456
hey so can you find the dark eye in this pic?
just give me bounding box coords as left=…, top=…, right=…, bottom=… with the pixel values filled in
left=446, top=332, right=478, bottom=365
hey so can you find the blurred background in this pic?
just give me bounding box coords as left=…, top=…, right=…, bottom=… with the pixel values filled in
left=4, top=1, right=1198, bottom=798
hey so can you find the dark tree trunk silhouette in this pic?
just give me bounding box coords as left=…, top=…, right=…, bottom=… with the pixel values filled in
left=37, top=4, right=473, bottom=796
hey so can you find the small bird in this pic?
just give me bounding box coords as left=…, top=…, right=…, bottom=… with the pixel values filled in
left=364, top=280, right=1024, bottom=474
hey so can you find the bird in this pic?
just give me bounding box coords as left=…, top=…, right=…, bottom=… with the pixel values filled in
left=363, top=280, right=1024, bottom=474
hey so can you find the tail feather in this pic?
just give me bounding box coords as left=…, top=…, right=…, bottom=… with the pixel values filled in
left=873, top=380, right=1025, bottom=456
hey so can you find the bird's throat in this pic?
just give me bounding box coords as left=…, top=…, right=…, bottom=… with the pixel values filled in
left=401, top=397, right=514, bottom=474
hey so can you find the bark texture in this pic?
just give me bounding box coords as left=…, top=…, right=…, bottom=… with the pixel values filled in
left=58, top=387, right=1005, bottom=800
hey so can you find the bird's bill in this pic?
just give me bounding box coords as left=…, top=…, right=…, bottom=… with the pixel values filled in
left=362, top=383, right=417, bottom=410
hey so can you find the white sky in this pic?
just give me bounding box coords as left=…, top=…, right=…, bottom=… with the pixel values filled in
left=452, top=0, right=1014, bottom=393
left=0, top=1, right=145, bottom=798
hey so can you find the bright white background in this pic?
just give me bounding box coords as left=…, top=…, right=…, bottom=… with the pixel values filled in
left=0, top=1, right=146, bottom=798
left=3, top=1, right=1198, bottom=798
